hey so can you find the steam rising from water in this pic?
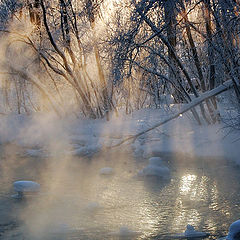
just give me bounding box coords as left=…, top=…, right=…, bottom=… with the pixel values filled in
left=0, top=109, right=140, bottom=239
left=0, top=15, right=238, bottom=240
left=0, top=108, right=239, bottom=240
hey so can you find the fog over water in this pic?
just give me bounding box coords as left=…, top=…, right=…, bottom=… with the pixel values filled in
left=0, top=140, right=240, bottom=240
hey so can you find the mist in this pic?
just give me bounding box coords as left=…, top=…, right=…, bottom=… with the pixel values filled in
left=0, top=0, right=240, bottom=239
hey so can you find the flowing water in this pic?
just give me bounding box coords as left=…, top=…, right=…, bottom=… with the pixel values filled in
left=0, top=145, right=240, bottom=240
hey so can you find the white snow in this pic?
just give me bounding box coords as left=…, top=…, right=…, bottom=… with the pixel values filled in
left=226, top=219, right=240, bottom=240
left=184, top=224, right=208, bottom=237
left=0, top=101, right=239, bottom=165
left=0, top=102, right=239, bottom=239
left=138, top=156, right=169, bottom=178
left=170, top=225, right=209, bottom=239
left=69, top=144, right=101, bottom=157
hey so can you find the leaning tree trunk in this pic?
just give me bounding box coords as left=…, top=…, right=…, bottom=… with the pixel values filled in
left=111, top=80, right=233, bottom=148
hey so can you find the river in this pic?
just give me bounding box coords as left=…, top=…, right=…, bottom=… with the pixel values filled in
left=0, top=145, right=239, bottom=240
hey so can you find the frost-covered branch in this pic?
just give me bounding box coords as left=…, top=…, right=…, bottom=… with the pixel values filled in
left=111, top=80, right=233, bottom=148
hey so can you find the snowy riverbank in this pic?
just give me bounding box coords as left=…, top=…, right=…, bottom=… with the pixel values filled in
left=0, top=107, right=239, bottom=164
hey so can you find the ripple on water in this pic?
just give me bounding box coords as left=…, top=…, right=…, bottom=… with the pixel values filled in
left=0, top=154, right=239, bottom=239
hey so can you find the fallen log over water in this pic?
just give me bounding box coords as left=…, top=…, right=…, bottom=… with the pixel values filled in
left=111, top=80, right=234, bottom=148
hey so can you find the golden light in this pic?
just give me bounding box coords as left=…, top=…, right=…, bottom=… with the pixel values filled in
left=179, top=174, right=197, bottom=195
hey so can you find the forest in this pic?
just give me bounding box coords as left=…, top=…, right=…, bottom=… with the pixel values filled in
left=0, top=1, right=240, bottom=239
left=0, top=0, right=239, bottom=127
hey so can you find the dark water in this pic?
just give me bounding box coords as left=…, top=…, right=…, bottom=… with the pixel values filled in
left=0, top=146, right=240, bottom=240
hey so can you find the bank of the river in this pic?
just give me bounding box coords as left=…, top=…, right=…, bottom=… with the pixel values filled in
left=0, top=109, right=239, bottom=164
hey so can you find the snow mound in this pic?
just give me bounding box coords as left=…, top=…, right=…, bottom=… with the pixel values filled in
left=170, top=225, right=209, bottom=239
left=99, top=167, right=114, bottom=175
left=12, top=180, right=40, bottom=198
left=184, top=225, right=208, bottom=237
left=226, top=219, right=240, bottom=240
left=70, top=144, right=101, bottom=157
left=13, top=181, right=40, bottom=192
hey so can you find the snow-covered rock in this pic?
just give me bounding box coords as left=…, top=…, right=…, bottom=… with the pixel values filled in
left=99, top=167, right=114, bottom=175
left=13, top=180, right=40, bottom=198
left=184, top=225, right=209, bottom=238
left=170, top=225, right=209, bottom=239
left=138, top=165, right=170, bottom=179
left=13, top=181, right=40, bottom=192
left=70, top=144, right=101, bottom=157
left=226, top=219, right=240, bottom=240
left=148, top=157, right=163, bottom=166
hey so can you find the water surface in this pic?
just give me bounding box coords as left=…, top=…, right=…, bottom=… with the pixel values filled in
left=0, top=146, right=239, bottom=240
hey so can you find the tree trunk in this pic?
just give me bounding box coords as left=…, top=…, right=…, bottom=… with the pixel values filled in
left=203, top=0, right=220, bottom=121
left=180, top=1, right=215, bottom=124
left=163, top=0, right=183, bottom=103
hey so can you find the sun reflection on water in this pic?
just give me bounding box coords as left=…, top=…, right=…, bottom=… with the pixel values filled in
left=179, top=174, right=197, bottom=195
left=2, top=145, right=240, bottom=240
